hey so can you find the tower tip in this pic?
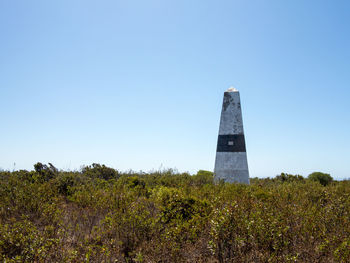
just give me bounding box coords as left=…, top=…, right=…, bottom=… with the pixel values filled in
left=226, top=86, right=239, bottom=92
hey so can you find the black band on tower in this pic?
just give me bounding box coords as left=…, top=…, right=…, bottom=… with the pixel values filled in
left=216, top=134, right=246, bottom=152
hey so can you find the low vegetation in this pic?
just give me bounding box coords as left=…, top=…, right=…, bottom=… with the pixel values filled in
left=1, top=163, right=349, bottom=262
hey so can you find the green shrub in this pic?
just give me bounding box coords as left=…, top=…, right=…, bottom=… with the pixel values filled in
left=81, top=163, right=119, bottom=180
left=33, top=162, right=58, bottom=182
left=0, top=164, right=349, bottom=262
left=192, top=170, right=214, bottom=185
left=0, top=219, right=59, bottom=262
left=308, top=172, right=333, bottom=186
left=54, top=172, right=84, bottom=196
left=276, top=173, right=304, bottom=183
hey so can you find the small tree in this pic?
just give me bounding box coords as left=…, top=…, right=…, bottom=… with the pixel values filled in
left=33, top=162, right=58, bottom=181
left=308, top=172, right=333, bottom=186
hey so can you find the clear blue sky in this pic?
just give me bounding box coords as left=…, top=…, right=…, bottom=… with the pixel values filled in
left=1, top=0, right=349, bottom=179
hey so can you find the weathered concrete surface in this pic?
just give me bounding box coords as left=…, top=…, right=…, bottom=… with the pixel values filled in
left=214, top=87, right=250, bottom=184
left=214, top=152, right=249, bottom=183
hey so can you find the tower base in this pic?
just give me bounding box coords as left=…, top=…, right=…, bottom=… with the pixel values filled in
left=214, top=152, right=250, bottom=184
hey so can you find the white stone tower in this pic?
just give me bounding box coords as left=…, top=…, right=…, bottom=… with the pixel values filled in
left=214, top=87, right=249, bottom=184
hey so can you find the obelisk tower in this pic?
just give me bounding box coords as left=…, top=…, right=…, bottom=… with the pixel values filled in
left=214, top=87, right=249, bottom=184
